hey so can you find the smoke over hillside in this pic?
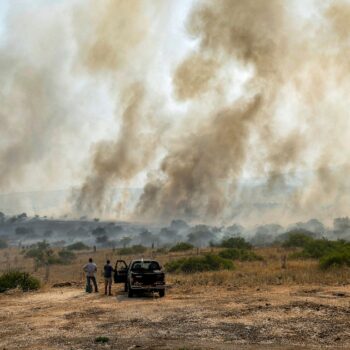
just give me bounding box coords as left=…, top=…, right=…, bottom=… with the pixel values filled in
left=1, top=1, right=350, bottom=225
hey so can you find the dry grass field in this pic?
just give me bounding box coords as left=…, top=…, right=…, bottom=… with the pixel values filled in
left=1, top=247, right=350, bottom=349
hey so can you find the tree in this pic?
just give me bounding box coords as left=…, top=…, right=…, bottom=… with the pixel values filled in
left=170, top=219, right=189, bottom=231
left=0, top=239, right=8, bottom=249
left=15, top=227, right=34, bottom=236
left=220, top=237, right=252, bottom=250
left=119, top=236, right=132, bottom=248
left=138, top=229, right=154, bottom=246
left=24, top=241, right=53, bottom=267
left=159, top=227, right=179, bottom=244
left=92, top=226, right=106, bottom=236
left=334, top=217, right=350, bottom=232
left=96, top=235, right=108, bottom=244
left=17, top=213, right=27, bottom=221
left=187, top=225, right=215, bottom=247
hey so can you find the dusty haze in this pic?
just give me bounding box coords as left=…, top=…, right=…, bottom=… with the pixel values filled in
left=1, top=0, right=350, bottom=225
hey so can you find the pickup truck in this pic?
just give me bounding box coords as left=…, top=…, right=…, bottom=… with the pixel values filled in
left=114, top=259, right=166, bottom=298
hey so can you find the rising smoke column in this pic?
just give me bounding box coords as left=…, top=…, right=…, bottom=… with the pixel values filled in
left=136, top=0, right=350, bottom=224
left=75, top=83, right=158, bottom=214
left=73, top=0, right=169, bottom=216
left=73, top=0, right=350, bottom=224
left=136, top=0, right=291, bottom=222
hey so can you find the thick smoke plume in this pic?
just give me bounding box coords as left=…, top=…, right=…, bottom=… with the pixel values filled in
left=134, top=0, right=350, bottom=223
left=73, top=0, right=166, bottom=216
left=2, top=0, right=350, bottom=225
left=75, top=83, right=157, bottom=214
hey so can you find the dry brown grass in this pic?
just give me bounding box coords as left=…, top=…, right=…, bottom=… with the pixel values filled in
left=0, top=246, right=349, bottom=289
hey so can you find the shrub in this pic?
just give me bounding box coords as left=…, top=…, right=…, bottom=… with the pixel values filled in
left=95, top=336, right=109, bottom=343
left=66, top=242, right=89, bottom=251
left=15, top=226, right=34, bottom=236
left=24, top=241, right=77, bottom=265
left=282, top=232, right=314, bottom=248
left=0, top=271, right=40, bottom=292
left=219, top=248, right=263, bottom=261
left=220, top=237, right=252, bottom=250
left=291, top=237, right=350, bottom=269
left=92, top=226, right=106, bottom=236
left=165, top=254, right=234, bottom=273
left=169, top=242, right=194, bottom=252
left=57, top=250, right=76, bottom=264
left=0, top=239, right=8, bottom=249
left=119, top=245, right=147, bottom=255
left=96, top=235, right=108, bottom=244
left=25, top=241, right=53, bottom=264
left=320, top=251, right=350, bottom=269
left=300, top=239, right=350, bottom=259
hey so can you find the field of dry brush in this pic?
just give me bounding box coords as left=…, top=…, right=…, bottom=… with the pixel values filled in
left=1, top=247, right=350, bottom=349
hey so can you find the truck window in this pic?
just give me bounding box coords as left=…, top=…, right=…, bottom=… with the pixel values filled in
left=131, top=261, right=160, bottom=272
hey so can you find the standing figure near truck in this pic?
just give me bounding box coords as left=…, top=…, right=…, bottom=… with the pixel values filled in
left=83, top=258, right=98, bottom=293
left=104, top=260, right=114, bottom=296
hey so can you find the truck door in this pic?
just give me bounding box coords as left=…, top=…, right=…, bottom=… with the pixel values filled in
left=114, top=260, right=128, bottom=283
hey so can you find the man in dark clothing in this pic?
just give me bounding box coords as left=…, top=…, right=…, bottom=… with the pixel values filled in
left=104, top=260, right=114, bottom=296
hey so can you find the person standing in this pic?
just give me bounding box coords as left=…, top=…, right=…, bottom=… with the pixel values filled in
left=83, top=258, right=98, bottom=293
left=104, top=260, right=114, bottom=296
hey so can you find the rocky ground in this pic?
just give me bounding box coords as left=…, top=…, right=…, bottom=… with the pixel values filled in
left=1, top=283, right=350, bottom=349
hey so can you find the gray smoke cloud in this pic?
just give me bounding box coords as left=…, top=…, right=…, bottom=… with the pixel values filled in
left=2, top=0, right=350, bottom=226
left=0, top=5, right=73, bottom=191
left=134, top=0, right=350, bottom=224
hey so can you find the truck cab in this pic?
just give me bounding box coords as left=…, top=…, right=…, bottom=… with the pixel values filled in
left=114, top=259, right=165, bottom=298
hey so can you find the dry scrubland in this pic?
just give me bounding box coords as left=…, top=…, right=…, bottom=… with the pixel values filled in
left=1, top=247, right=350, bottom=349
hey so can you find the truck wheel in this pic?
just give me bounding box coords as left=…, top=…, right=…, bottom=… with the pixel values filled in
left=127, top=284, right=133, bottom=298
left=159, top=290, right=165, bottom=298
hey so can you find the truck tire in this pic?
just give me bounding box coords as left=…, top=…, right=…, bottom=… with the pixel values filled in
left=159, top=289, right=165, bottom=298
left=127, top=284, right=133, bottom=298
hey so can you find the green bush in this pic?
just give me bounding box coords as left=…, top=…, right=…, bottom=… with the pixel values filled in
left=24, top=241, right=76, bottom=265
left=25, top=247, right=47, bottom=261
left=219, top=248, right=263, bottom=261
left=300, top=239, right=350, bottom=259
left=66, top=242, right=89, bottom=251
left=165, top=254, right=234, bottom=273
left=0, top=271, right=40, bottom=292
left=95, top=336, right=109, bottom=343
left=320, top=251, right=350, bottom=269
left=290, top=237, right=350, bottom=269
left=220, top=237, right=252, bottom=250
left=119, top=245, right=147, bottom=255
left=282, top=232, right=314, bottom=248
left=169, top=242, right=194, bottom=252
left=0, top=239, right=8, bottom=249
left=57, top=250, right=76, bottom=264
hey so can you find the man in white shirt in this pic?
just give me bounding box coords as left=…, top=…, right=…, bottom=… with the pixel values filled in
left=83, top=258, right=98, bottom=293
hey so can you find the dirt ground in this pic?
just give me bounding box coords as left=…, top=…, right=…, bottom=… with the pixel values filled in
left=1, top=283, right=350, bottom=350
